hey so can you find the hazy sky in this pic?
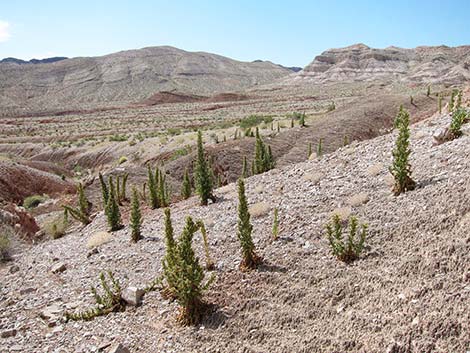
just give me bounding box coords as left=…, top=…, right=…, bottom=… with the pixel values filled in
left=1, top=0, right=470, bottom=67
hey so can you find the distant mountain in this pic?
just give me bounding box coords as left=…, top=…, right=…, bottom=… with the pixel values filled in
left=252, top=59, right=302, bottom=72
left=0, top=57, right=68, bottom=65
left=286, top=43, right=470, bottom=85
left=0, top=46, right=292, bottom=115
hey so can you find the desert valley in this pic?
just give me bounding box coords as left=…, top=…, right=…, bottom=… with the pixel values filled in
left=0, top=42, right=469, bottom=353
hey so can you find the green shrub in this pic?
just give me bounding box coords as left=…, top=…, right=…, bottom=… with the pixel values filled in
left=23, top=194, right=47, bottom=210
left=240, top=115, right=273, bottom=129
left=162, top=214, right=214, bottom=325
left=237, top=178, right=261, bottom=271
left=109, top=134, right=128, bottom=142
left=449, top=108, right=468, bottom=139
left=390, top=106, right=415, bottom=195
left=167, top=128, right=182, bottom=136
left=325, top=214, right=367, bottom=262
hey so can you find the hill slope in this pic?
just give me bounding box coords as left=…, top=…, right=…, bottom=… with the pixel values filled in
left=0, top=46, right=293, bottom=115
left=287, top=43, right=470, bottom=85
left=1, top=107, right=469, bottom=352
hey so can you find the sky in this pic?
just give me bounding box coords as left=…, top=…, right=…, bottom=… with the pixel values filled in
left=1, top=0, right=470, bottom=67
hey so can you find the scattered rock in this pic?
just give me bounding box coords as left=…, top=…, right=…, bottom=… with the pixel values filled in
left=9, top=265, right=20, bottom=274
left=51, top=262, right=67, bottom=274
left=19, top=287, right=37, bottom=295
left=1, top=329, right=17, bottom=338
left=122, top=286, right=145, bottom=307
left=107, top=343, right=130, bottom=353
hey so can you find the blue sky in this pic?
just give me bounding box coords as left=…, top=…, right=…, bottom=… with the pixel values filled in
left=1, top=0, right=469, bottom=67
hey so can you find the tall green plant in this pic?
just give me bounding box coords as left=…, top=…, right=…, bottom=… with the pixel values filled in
left=130, top=187, right=142, bottom=243
left=194, top=131, right=215, bottom=205
left=390, top=107, right=415, bottom=195
left=237, top=178, right=261, bottom=271
left=181, top=169, right=192, bottom=200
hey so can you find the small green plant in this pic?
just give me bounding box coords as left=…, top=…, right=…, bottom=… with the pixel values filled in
left=449, top=108, right=468, bottom=139
left=118, top=156, right=127, bottom=165
left=290, top=119, right=294, bottom=128
left=63, top=183, right=91, bottom=225
left=65, top=271, right=125, bottom=321
left=456, top=90, right=462, bottom=110
left=325, top=214, right=367, bottom=262
left=390, top=106, right=415, bottom=195
left=181, top=169, right=192, bottom=199
left=317, top=138, right=323, bottom=158
left=237, top=178, right=261, bottom=271
left=23, top=194, right=47, bottom=210
left=343, top=135, right=349, bottom=146
left=307, top=142, right=312, bottom=159
left=327, top=101, right=336, bottom=112
left=410, top=95, right=414, bottom=105
left=194, top=131, right=216, bottom=205
left=272, top=207, right=279, bottom=240
left=427, top=85, right=431, bottom=97
left=438, top=93, right=443, bottom=114
left=162, top=208, right=177, bottom=299
left=130, top=187, right=142, bottom=243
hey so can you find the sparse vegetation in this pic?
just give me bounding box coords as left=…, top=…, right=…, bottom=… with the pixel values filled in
left=325, top=214, right=367, bottom=262
left=237, top=178, right=261, bottom=271
left=65, top=271, right=125, bottom=321
left=240, top=115, right=273, bottom=129
left=390, top=106, right=415, bottom=195
left=23, top=194, right=48, bottom=210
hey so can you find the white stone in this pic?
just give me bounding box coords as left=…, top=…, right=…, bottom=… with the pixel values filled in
left=122, top=286, right=144, bottom=306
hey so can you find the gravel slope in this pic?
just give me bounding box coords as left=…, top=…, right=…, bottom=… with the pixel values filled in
left=1, top=110, right=469, bottom=352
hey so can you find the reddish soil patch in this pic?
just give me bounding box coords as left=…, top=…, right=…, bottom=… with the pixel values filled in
left=0, top=161, right=76, bottom=203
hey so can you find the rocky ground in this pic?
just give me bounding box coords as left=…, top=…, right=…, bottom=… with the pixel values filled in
left=1, top=105, right=469, bottom=352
